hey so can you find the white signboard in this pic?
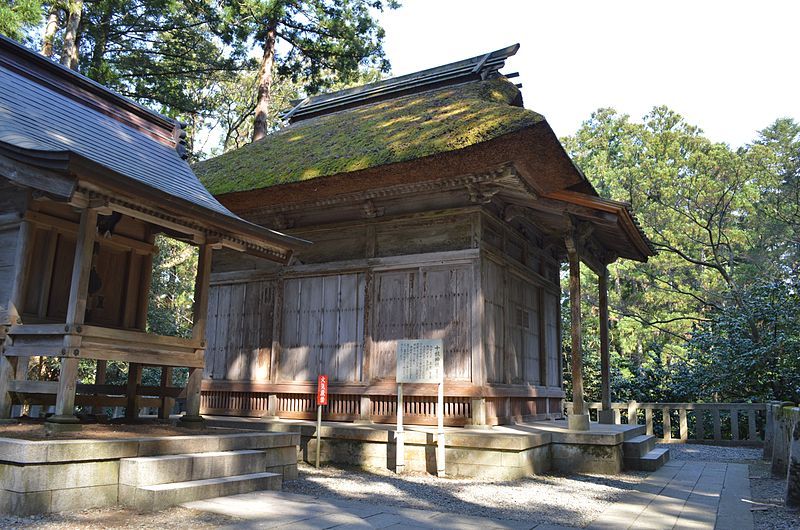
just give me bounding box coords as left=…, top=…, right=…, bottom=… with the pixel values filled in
left=396, top=339, right=443, bottom=383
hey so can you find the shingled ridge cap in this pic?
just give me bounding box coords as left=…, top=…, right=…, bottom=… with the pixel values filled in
left=282, top=43, right=520, bottom=123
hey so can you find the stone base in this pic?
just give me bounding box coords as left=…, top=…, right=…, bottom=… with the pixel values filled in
left=463, top=424, right=493, bottom=431
left=45, top=416, right=81, bottom=433
left=352, top=419, right=374, bottom=425
left=178, top=415, right=206, bottom=429
left=568, top=413, right=590, bottom=431
left=598, top=409, right=616, bottom=424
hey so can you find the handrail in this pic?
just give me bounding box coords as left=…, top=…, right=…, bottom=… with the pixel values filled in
left=565, top=401, right=767, bottom=445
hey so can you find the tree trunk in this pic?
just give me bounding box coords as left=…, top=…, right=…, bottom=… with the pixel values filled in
left=61, top=0, right=84, bottom=70
left=89, top=6, right=113, bottom=83
left=42, top=7, right=60, bottom=58
left=252, top=23, right=278, bottom=142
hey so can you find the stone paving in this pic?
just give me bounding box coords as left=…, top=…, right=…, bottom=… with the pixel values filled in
left=182, top=460, right=754, bottom=529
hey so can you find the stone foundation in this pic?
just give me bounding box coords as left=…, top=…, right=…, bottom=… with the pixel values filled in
left=0, top=432, right=298, bottom=515
left=206, top=417, right=642, bottom=479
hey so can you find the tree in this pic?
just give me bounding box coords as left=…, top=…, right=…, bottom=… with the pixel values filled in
left=563, top=107, right=798, bottom=403
left=220, top=0, right=397, bottom=141
left=0, top=0, right=41, bottom=42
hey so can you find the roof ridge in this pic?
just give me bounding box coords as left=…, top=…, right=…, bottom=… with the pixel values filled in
left=283, top=43, right=520, bottom=123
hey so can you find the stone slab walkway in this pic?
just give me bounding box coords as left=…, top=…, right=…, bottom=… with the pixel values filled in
left=588, top=461, right=753, bottom=530
left=182, top=461, right=754, bottom=529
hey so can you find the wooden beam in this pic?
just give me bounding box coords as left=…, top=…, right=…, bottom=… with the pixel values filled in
left=50, top=207, right=97, bottom=425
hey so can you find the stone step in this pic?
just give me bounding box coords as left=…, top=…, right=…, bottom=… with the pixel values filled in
left=120, top=471, right=282, bottom=512
left=622, top=434, right=656, bottom=458
left=624, top=447, right=670, bottom=472
left=120, top=450, right=267, bottom=487
left=134, top=432, right=298, bottom=457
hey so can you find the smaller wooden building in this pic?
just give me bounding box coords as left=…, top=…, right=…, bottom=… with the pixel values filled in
left=195, top=45, right=654, bottom=428
left=0, top=35, right=304, bottom=427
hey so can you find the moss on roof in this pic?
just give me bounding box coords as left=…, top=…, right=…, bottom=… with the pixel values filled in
left=195, top=78, right=544, bottom=195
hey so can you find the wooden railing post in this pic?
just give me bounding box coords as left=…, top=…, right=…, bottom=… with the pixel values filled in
left=695, top=409, right=705, bottom=441
left=628, top=401, right=638, bottom=426
left=748, top=409, right=758, bottom=442
left=679, top=408, right=688, bottom=441
left=731, top=408, right=740, bottom=441
left=662, top=405, right=671, bottom=440
left=712, top=408, right=722, bottom=441
left=646, top=407, right=653, bottom=435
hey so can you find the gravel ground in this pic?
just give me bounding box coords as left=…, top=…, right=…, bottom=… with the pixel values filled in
left=749, top=461, right=800, bottom=530
left=0, top=506, right=241, bottom=529
left=284, top=462, right=647, bottom=527
left=1, top=444, right=796, bottom=529
left=659, top=443, right=764, bottom=462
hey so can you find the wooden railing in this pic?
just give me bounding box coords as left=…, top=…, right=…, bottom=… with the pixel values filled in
left=565, top=401, right=767, bottom=445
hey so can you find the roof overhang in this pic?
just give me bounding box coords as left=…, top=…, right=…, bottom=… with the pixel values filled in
left=0, top=142, right=309, bottom=263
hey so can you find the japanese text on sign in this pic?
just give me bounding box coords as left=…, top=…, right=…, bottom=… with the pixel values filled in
left=396, top=339, right=443, bottom=383
left=317, top=374, right=328, bottom=405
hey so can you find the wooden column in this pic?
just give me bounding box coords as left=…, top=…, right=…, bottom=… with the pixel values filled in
left=597, top=265, right=614, bottom=424
left=124, top=363, right=142, bottom=419
left=181, top=243, right=212, bottom=428
left=48, top=208, right=98, bottom=427
left=158, top=366, right=174, bottom=419
left=0, top=219, right=34, bottom=418
left=566, top=240, right=589, bottom=431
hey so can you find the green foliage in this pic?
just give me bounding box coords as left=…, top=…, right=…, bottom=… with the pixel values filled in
left=688, top=279, right=800, bottom=402
left=0, top=0, right=41, bottom=42
left=147, top=235, right=198, bottom=339
left=563, top=111, right=800, bottom=404
left=220, top=0, right=396, bottom=94
left=195, top=78, right=541, bottom=194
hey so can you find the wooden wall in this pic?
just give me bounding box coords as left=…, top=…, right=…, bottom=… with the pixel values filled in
left=16, top=201, right=153, bottom=329
left=202, top=204, right=566, bottom=424
left=205, top=279, right=274, bottom=381
left=0, top=182, right=26, bottom=324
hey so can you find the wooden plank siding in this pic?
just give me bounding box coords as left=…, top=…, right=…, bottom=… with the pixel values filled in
left=205, top=280, right=274, bottom=381
left=201, top=207, right=566, bottom=425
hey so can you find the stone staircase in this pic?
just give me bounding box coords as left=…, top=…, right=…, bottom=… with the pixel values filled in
left=119, top=434, right=297, bottom=512
left=623, top=434, right=670, bottom=471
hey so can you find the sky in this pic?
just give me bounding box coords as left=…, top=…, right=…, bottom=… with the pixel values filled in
left=375, top=0, right=800, bottom=147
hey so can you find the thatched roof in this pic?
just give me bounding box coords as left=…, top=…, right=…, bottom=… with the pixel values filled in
left=195, top=78, right=544, bottom=195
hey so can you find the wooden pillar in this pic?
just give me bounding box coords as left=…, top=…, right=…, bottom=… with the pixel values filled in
left=181, top=243, right=211, bottom=428
left=125, top=363, right=142, bottom=419
left=0, top=219, right=33, bottom=418
left=597, top=265, right=614, bottom=424
left=88, top=359, right=107, bottom=415
left=158, top=366, right=174, bottom=420
left=566, top=242, right=589, bottom=431
left=49, top=208, right=98, bottom=427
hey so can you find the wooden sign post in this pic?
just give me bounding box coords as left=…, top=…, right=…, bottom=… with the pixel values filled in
left=315, top=374, right=328, bottom=468
left=396, top=339, right=445, bottom=477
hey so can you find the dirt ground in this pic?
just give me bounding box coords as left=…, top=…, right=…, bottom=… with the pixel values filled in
left=0, top=418, right=246, bottom=440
